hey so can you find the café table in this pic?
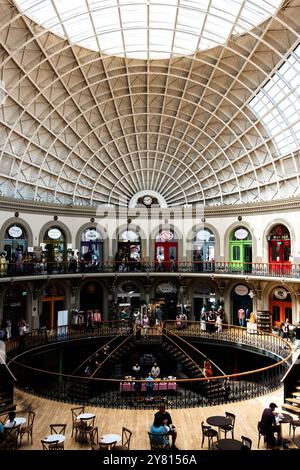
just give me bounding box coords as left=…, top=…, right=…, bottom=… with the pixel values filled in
left=215, top=438, right=243, bottom=450
left=100, top=433, right=121, bottom=449
left=4, top=417, right=26, bottom=429
left=207, top=416, right=231, bottom=438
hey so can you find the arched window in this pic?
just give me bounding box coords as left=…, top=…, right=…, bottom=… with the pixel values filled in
left=193, top=228, right=215, bottom=272
left=80, top=228, right=103, bottom=265
left=4, top=224, right=28, bottom=260
left=42, top=227, right=66, bottom=274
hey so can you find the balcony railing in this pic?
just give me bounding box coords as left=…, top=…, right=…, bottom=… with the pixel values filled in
left=6, top=322, right=292, bottom=409
left=0, top=260, right=297, bottom=278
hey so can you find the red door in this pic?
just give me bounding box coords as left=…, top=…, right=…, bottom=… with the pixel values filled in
left=270, top=300, right=292, bottom=327
left=155, top=242, right=177, bottom=272
left=268, top=240, right=291, bottom=274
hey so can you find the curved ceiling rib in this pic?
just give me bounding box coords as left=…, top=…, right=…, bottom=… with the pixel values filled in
left=0, top=0, right=299, bottom=207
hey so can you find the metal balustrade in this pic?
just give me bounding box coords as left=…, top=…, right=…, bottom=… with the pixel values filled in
left=5, top=322, right=292, bottom=409
left=0, top=260, right=297, bottom=279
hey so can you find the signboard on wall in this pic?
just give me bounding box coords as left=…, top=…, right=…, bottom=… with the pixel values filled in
left=156, top=282, right=177, bottom=294
left=274, top=288, right=288, bottom=300
left=8, top=226, right=22, bottom=238
left=234, top=285, right=249, bottom=296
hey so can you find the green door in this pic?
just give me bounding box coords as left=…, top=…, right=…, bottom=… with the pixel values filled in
left=230, top=242, right=252, bottom=272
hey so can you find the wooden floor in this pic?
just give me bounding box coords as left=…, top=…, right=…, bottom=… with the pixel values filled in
left=13, top=386, right=294, bottom=451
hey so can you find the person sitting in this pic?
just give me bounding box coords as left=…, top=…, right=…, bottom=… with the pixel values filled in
left=151, top=362, right=160, bottom=378
left=154, top=404, right=177, bottom=448
left=149, top=416, right=169, bottom=449
left=260, top=402, right=281, bottom=447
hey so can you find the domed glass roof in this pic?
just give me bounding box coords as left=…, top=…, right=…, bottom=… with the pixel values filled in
left=0, top=0, right=299, bottom=207
left=15, top=0, right=282, bottom=59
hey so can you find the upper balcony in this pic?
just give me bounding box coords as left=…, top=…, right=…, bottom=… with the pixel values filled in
left=0, top=259, right=299, bottom=283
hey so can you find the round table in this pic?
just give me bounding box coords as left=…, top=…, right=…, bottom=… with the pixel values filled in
left=43, top=434, right=65, bottom=444
left=207, top=416, right=231, bottom=428
left=76, top=413, right=96, bottom=421
left=216, top=439, right=243, bottom=450
left=100, top=433, right=121, bottom=445
left=207, top=416, right=231, bottom=438
left=4, top=417, right=26, bottom=428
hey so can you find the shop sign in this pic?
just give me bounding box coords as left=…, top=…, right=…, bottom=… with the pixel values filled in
left=234, top=285, right=249, bottom=296
left=48, top=228, right=62, bottom=239
left=8, top=226, right=22, bottom=238
left=234, top=228, right=248, bottom=240
left=159, top=230, right=174, bottom=241
left=156, top=282, right=177, bottom=294
left=197, top=230, right=211, bottom=241
left=274, top=288, right=288, bottom=300
left=85, top=229, right=99, bottom=241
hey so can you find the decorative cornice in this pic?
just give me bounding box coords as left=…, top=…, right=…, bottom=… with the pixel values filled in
left=1, top=195, right=300, bottom=218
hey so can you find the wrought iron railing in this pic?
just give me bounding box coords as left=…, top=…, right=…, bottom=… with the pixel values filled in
left=6, top=322, right=292, bottom=409
left=0, top=259, right=297, bottom=278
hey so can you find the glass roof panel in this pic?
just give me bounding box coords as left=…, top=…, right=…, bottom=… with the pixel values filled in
left=14, top=0, right=281, bottom=59
left=249, top=44, right=300, bottom=155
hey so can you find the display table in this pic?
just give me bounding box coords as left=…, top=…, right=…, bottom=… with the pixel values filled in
left=120, top=381, right=177, bottom=392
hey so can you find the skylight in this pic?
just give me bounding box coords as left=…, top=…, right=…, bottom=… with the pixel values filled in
left=249, top=44, right=300, bottom=155
left=15, top=0, right=281, bottom=59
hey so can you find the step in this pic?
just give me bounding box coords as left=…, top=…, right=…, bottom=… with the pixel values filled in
left=291, top=392, right=300, bottom=398
left=286, top=398, right=300, bottom=405
left=282, top=403, right=300, bottom=414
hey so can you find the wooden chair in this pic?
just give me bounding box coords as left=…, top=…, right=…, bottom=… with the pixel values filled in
left=49, top=424, right=67, bottom=449
left=220, top=412, right=235, bottom=439
left=41, top=439, right=60, bottom=450
left=90, top=427, right=101, bottom=451
left=148, top=431, right=170, bottom=450
left=201, top=421, right=218, bottom=449
left=114, top=427, right=132, bottom=450
left=78, top=416, right=95, bottom=446
left=71, top=406, right=85, bottom=439
left=1, top=424, right=20, bottom=450
left=19, top=411, right=35, bottom=446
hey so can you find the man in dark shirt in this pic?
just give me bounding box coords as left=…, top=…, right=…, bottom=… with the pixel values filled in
left=154, top=405, right=177, bottom=448
left=260, top=402, right=280, bottom=447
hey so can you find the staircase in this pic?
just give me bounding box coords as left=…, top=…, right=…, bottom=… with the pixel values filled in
left=162, top=329, right=226, bottom=402
left=282, top=352, right=300, bottom=416
left=161, top=341, right=203, bottom=379
left=94, top=339, right=136, bottom=378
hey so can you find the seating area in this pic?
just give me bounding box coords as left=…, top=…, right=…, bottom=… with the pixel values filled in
left=6, top=386, right=300, bottom=451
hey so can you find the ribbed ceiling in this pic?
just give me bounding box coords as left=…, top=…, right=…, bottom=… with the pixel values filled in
left=0, top=0, right=299, bottom=207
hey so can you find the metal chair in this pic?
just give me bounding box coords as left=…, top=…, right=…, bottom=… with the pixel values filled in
left=220, top=412, right=235, bottom=439
left=257, top=421, right=269, bottom=449
left=241, top=435, right=252, bottom=450
left=201, top=421, right=218, bottom=449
